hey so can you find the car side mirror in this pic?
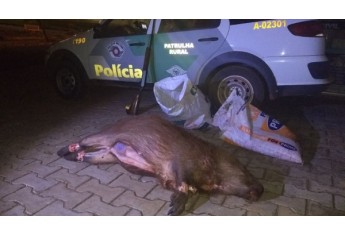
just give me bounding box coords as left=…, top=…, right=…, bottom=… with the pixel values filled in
left=93, top=25, right=102, bottom=33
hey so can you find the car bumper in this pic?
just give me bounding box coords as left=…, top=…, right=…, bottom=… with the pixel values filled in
left=277, top=84, right=332, bottom=96
left=264, top=55, right=334, bottom=87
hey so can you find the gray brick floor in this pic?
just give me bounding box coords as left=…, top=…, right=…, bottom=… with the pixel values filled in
left=0, top=66, right=345, bottom=216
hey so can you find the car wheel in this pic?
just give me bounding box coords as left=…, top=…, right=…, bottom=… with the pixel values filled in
left=53, top=60, right=85, bottom=99
left=208, top=65, right=266, bottom=109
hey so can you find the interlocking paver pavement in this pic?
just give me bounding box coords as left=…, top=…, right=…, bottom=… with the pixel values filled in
left=76, top=179, right=125, bottom=203
left=3, top=187, right=55, bottom=214
left=76, top=165, right=119, bottom=185
left=192, top=200, right=247, bottom=216
left=112, top=190, right=166, bottom=215
left=40, top=183, right=92, bottom=209
left=34, top=200, right=93, bottom=216
left=1, top=64, right=345, bottom=216
left=108, top=174, right=157, bottom=198
left=46, top=168, right=90, bottom=189
left=12, top=173, right=58, bottom=192
left=74, top=195, right=130, bottom=216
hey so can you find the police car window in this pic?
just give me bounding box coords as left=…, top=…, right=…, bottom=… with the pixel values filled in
left=159, top=20, right=220, bottom=33
left=94, top=20, right=149, bottom=38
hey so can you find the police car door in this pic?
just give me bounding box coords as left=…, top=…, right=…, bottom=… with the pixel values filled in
left=88, top=19, right=151, bottom=82
left=153, top=19, right=228, bottom=83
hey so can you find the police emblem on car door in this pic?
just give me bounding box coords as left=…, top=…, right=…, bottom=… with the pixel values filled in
left=89, top=19, right=151, bottom=82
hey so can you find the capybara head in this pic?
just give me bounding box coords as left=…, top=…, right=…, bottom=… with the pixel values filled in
left=213, top=156, right=264, bottom=202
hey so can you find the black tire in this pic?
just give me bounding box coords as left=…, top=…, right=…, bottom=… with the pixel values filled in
left=208, top=65, right=266, bottom=109
left=51, top=59, right=85, bottom=99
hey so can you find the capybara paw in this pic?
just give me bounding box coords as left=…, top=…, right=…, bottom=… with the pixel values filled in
left=168, top=191, right=188, bottom=216
left=57, top=144, right=80, bottom=157
left=57, top=146, right=71, bottom=157
left=62, top=152, right=79, bottom=162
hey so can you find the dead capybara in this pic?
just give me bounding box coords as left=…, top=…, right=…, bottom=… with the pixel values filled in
left=57, top=114, right=263, bottom=215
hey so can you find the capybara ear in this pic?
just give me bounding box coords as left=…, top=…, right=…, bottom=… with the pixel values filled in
left=248, top=183, right=264, bottom=201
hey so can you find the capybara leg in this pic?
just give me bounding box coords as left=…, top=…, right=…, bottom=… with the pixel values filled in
left=168, top=191, right=188, bottom=216
left=57, top=146, right=70, bottom=157
left=111, top=142, right=154, bottom=173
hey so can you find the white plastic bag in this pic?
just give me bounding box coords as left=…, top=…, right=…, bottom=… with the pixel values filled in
left=213, top=90, right=303, bottom=164
left=153, top=74, right=211, bottom=129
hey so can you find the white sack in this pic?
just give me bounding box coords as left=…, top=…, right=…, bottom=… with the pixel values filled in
left=213, top=90, right=303, bottom=164
left=153, top=74, right=211, bottom=129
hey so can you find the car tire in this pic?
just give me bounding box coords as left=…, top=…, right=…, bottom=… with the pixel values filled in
left=208, top=65, right=266, bottom=110
left=52, top=59, right=85, bottom=99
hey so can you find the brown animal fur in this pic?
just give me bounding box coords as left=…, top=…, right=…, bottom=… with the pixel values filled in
left=57, top=114, right=263, bottom=215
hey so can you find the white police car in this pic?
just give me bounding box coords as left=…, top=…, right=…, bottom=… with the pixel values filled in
left=45, top=19, right=332, bottom=108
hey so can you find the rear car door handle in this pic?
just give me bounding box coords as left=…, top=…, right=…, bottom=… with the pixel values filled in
left=198, top=37, right=219, bottom=42
left=129, top=42, right=146, bottom=46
